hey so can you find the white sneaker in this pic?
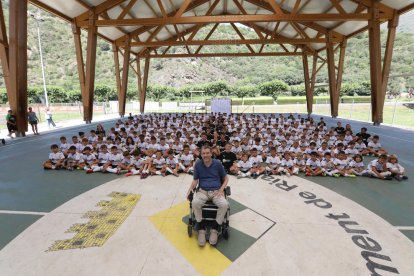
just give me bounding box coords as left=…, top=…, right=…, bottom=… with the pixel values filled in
left=155, top=171, right=161, bottom=175
left=198, top=230, right=206, bottom=246
left=209, top=229, right=218, bottom=245
left=286, top=172, right=291, bottom=177
left=241, top=173, right=246, bottom=177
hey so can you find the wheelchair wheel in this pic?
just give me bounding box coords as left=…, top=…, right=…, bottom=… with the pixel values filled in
left=187, top=225, right=193, bottom=237
left=222, top=228, right=229, bottom=240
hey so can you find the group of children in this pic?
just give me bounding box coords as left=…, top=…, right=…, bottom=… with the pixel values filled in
left=43, top=113, right=408, bottom=181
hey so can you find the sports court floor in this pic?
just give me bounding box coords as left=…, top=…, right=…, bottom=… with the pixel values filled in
left=0, top=114, right=413, bottom=275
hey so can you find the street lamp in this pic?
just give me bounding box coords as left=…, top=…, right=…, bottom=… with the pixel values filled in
left=29, top=12, right=49, bottom=107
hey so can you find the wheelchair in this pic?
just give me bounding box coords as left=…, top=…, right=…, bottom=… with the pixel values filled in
left=187, top=186, right=231, bottom=241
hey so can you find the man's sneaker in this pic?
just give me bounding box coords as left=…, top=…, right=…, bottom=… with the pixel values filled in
left=86, top=169, right=93, bottom=174
left=361, top=172, right=370, bottom=177
left=286, top=172, right=291, bottom=177
left=209, top=229, right=218, bottom=245
left=1, top=139, right=5, bottom=145
left=198, top=230, right=206, bottom=247
left=125, top=172, right=133, bottom=177
left=384, top=176, right=393, bottom=180
left=402, top=175, right=408, bottom=180
left=155, top=171, right=161, bottom=175
left=305, top=172, right=312, bottom=177
left=333, top=173, right=340, bottom=178
left=347, top=174, right=357, bottom=178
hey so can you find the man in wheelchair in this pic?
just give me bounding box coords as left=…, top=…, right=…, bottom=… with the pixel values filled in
left=186, top=145, right=229, bottom=246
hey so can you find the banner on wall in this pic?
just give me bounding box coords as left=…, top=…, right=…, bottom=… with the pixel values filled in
left=211, top=98, right=232, bottom=114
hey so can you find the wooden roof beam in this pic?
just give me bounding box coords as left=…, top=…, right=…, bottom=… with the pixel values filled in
left=150, top=52, right=305, bottom=58
left=78, top=13, right=393, bottom=27
left=76, top=0, right=128, bottom=24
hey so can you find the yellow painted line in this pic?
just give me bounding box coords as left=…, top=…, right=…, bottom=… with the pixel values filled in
left=150, top=201, right=232, bottom=276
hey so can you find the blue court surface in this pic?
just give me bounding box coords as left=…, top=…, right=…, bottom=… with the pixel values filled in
left=0, top=114, right=413, bottom=276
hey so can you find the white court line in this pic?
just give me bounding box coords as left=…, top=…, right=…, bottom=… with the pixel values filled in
left=395, top=226, right=414, bottom=230
left=0, top=210, right=48, bottom=216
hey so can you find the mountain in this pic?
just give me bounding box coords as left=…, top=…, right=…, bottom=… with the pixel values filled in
left=1, top=1, right=414, bottom=98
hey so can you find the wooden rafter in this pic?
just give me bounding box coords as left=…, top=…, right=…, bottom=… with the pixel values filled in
left=114, top=0, right=210, bottom=45
left=76, top=0, right=128, bottom=24
left=129, top=37, right=333, bottom=47
left=117, top=0, right=138, bottom=20
left=150, top=52, right=304, bottom=58
left=195, top=23, right=219, bottom=54
left=230, top=23, right=255, bottom=53
left=77, top=13, right=394, bottom=28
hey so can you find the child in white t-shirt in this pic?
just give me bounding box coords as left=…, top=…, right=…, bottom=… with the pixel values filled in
left=367, top=135, right=387, bottom=156
left=333, top=151, right=355, bottom=177
left=280, top=152, right=298, bottom=176
left=236, top=153, right=253, bottom=177
left=265, top=147, right=281, bottom=175
left=387, top=155, right=408, bottom=181
left=150, top=150, right=167, bottom=176
left=43, top=144, right=65, bottom=170
left=65, top=145, right=81, bottom=171
left=365, top=154, right=392, bottom=180
left=105, top=146, right=123, bottom=174
left=249, top=148, right=265, bottom=177
left=348, top=154, right=366, bottom=176
left=165, top=150, right=180, bottom=176
left=305, top=151, right=324, bottom=176
left=126, top=150, right=149, bottom=178
left=179, top=145, right=195, bottom=174
left=293, top=152, right=306, bottom=173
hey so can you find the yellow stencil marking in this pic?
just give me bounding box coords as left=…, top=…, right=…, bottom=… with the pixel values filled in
left=150, top=201, right=232, bottom=276
left=48, top=192, right=140, bottom=251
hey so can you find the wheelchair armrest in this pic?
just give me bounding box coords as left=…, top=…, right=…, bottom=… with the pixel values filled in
left=225, top=186, right=231, bottom=196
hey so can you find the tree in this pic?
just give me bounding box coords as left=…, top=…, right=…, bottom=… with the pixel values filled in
left=234, top=86, right=256, bottom=102
left=94, top=85, right=117, bottom=102
left=258, top=80, right=289, bottom=100
left=290, top=84, right=305, bottom=96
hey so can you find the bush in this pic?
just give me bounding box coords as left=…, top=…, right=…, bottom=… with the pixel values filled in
left=94, top=85, right=117, bottom=102
left=204, top=81, right=230, bottom=96
left=147, top=85, right=175, bottom=101
left=234, top=86, right=258, bottom=98
left=315, top=86, right=328, bottom=96
left=290, top=84, right=306, bottom=96
left=48, top=86, right=68, bottom=103
left=0, top=88, right=7, bottom=104
left=258, top=80, right=289, bottom=100
left=341, top=96, right=371, bottom=103
left=341, top=82, right=371, bottom=97
left=277, top=96, right=330, bottom=105
left=205, top=97, right=273, bottom=106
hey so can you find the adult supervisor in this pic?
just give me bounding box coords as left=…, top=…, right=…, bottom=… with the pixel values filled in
left=187, top=145, right=229, bottom=246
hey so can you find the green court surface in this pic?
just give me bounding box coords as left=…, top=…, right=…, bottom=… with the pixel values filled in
left=0, top=115, right=413, bottom=252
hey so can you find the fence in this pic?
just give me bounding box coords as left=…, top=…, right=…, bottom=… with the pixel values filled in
left=1, top=100, right=414, bottom=130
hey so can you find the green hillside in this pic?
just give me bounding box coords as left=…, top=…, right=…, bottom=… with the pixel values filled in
left=1, top=1, right=414, bottom=102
